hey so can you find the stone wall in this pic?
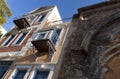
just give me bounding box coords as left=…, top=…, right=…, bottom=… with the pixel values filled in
left=58, top=1, right=120, bottom=79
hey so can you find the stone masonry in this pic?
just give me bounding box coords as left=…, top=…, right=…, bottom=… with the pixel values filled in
left=58, top=1, right=120, bottom=79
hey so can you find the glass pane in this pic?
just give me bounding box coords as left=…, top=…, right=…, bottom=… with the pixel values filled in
left=51, top=30, right=59, bottom=45
left=15, top=33, right=27, bottom=45
left=38, top=15, right=46, bottom=23
left=35, top=33, right=46, bottom=40
left=56, top=29, right=62, bottom=36
left=34, top=70, right=49, bottom=79
left=41, top=33, right=45, bottom=37
left=0, top=61, right=13, bottom=79
left=14, top=69, right=27, bottom=79
left=3, top=35, right=15, bottom=46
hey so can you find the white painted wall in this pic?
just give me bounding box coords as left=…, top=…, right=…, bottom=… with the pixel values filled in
left=47, top=6, right=62, bottom=23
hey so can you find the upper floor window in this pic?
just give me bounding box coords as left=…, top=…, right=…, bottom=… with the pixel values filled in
left=33, top=29, right=62, bottom=46
left=34, top=32, right=46, bottom=40
left=37, top=14, right=46, bottom=23
left=50, top=29, right=62, bottom=45
left=26, top=16, right=35, bottom=22
left=14, top=33, right=27, bottom=45
left=2, top=35, right=15, bottom=46
left=0, top=61, right=13, bottom=79
left=56, top=28, right=62, bottom=36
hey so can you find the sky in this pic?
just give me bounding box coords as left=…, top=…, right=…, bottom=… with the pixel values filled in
left=4, top=0, right=106, bottom=31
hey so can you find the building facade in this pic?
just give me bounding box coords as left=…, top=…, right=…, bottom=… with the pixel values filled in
left=0, top=6, right=70, bottom=79
left=58, top=1, right=120, bottom=79
left=1, top=1, right=120, bottom=79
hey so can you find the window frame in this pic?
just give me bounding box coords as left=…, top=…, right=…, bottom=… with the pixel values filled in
left=12, top=30, right=31, bottom=46
left=26, top=15, right=38, bottom=25
left=36, top=15, right=42, bottom=22
left=34, top=31, right=48, bottom=41
left=9, top=65, right=31, bottom=79
left=55, top=28, right=62, bottom=46
left=0, top=61, right=13, bottom=79
left=37, top=15, right=45, bottom=23
left=49, top=29, right=62, bottom=46
left=2, top=35, right=16, bottom=47
left=29, top=65, right=53, bottom=79
left=35, top=14, right=46, bottom=23
left=13, top=33, right=27, bottom=45
left=13, top=69, right=27, bottom=79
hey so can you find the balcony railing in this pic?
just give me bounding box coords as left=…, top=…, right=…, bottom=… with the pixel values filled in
left=31, top=29, right=60, bottom=54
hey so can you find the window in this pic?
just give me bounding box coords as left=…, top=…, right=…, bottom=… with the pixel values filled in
left=29, top=65, right=53, bottom=79
left=14, top=33, right=27, bottom=45
left=50, top=29, right=62, bottom=45
left=14, top=69, right=27, bottom=79
left=37, top=14, right=46, bottom=23
left=41, top=33, right=46, bottom=37
left=9, top=65, right=31, bottom=79
left=0, top=61, right=13, bottom=79
left=26, top=16, right=35, bottom=22
left=2, top=35, right=15, bottom=46
left=56, top=28, right=62, bottom=36
left=34, top=32, right=46, bottom=40
left=34, top=70, right=49, bottom=79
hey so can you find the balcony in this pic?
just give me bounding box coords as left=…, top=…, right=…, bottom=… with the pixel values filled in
left=32, top=39, right=56, bottom=53
left=13, top=18, right=30, bottom=29
left=31, top=29, right=61, bottom=53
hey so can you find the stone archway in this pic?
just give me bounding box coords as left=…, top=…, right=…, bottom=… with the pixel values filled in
left=90, top=16, right=120, bottom=79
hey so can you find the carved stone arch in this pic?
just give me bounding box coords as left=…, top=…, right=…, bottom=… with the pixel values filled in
left=81, top=11, right=120, bottom=51
left=91, top=13, right=120, bottom=62
left=88, top=12, right=120, bottom=79
left=58, top=7, right=120, bottom=79
left=92, top=13, right=120, bottom=42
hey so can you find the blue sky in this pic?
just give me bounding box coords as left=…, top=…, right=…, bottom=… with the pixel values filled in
left=4, top=0, right=105, bottom=31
